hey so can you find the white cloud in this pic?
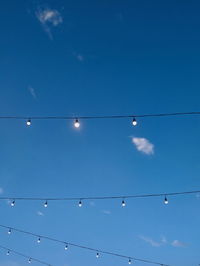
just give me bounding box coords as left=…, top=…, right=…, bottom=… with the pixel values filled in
left=28, top=86, right=37, bottom=99
left=37, top=211, right=44, bottom=216
left=102, top=210, right=111, bottom=215
left=139, top=236, right=162, bottom=247
left=171, top=240, right=187, bottom=248
left=36, top=7, right=63, bottom=39
left=132, top=137, right=154, bottom=155
left=0, top=187, right=3, bottom=194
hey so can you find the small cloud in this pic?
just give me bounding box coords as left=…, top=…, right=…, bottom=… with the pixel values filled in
left=132, top=137, right=154, bottom=155
left=73, top=52, right=84, bottom=62
left=0, top=187, right=3, bottom=194
left=37, top=211, right=44, bottom=216
left=161, top=236, right=167, bottom=244
left=171, top=240, right=187, bottom=248
left=36, top=7, right=63, bottom=39
left=89, top=201, right=95, bottom=207
left=28, top=86, right=37, bottom=99
left=139, top=236, right=162, bottom=247
left=102, top=210, right=111, bottom=215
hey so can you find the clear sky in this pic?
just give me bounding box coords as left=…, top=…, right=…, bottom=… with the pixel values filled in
left=0, top=0, right=200, bottom=265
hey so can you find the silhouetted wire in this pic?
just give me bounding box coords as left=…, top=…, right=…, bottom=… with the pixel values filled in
left=0, top=189, right=200, bottom=201
left=0, top=244, right=52, bottom=265
left=0, top=224, right=169, bottom=266
left=0, top=111, right=200, bottom=120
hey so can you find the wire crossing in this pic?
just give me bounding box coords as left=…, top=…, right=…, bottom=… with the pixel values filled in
left=0, top=224, right=170, bottom=266
left=0, top=244, right=52, bottom=265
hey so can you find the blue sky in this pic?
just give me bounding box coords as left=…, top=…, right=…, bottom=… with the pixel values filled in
left=0, top=0, right=200, bottom=265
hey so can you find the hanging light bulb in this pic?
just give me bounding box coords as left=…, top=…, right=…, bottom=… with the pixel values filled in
left=37, top=237, right=41, bottom=243
left=44, top=201, right=48, bottom=208
left=28, top=258, right=32, bottom=264
left=132, top=117, right=137, bottom=126
left=96, top=252, right=100, bottom=258
left=64, top=244, right=68, bottom=250
left=128, top=259, right=132, bottom=264
left=11, top=200, right=15, bottom=207
left=8, top=228, right=11, bottom=235
left=164, top=196, right=169, bottom=205
left=6, top=250, right=10, bottom=256
left=122, top=199, right=126, bottom=207
left=74, top=119, right=80, bottom=128
left=78, top=200, right=82, bottom=207
left=26, top=119, right=31, bottom=126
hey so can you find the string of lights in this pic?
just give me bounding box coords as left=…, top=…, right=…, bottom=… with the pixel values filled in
left=0, top=244, right=52, bottom=265
left=0, top=224, right=169, bottom=266
left=0, top=111, right=200, bottom=127
left=2, top=189, right=200, bottom=207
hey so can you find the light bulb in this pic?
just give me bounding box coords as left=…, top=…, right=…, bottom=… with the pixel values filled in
left=11, top=200, right=15, bottom=207
left=128, top=259, right=132, bottom=264
left=132, top=118, right=137, bottom=126
left=122, top=199, right=126, bottom=207
left=8, top=229, right=11, bottom=235
left=37, top=237, right=41, bottom=243
left=28, top=258, right=32, bottom=264
left=78, top=200, right=82, bottom=207
left=74, top=119, right=80, bottom=128
left=6, top=250, right=10, bottom=256
left=26, top=119, right=31, bottom=126
left=65, top=244, right=68, bottom=250
left=96, top=252, right=100, bottom=258
left=44, top=201, right=48, bottom=208
left=164, top=196, right=168, bottom=205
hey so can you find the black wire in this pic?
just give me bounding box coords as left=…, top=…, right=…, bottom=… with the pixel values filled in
left=0, top=244, right=52, bottom=265
left=0, top=224, right=169, bottom=266
left=1, top=189, right=200, bottom=201
left=0, top=111, right=200, bottom=120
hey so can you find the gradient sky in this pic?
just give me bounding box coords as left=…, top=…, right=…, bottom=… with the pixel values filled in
left=0, top=0, right=200, bottom=265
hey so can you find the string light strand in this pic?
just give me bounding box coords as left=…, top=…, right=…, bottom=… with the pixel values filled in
left=0, top=244, right=52, bottom=265
left=1, top=189, right=200, bottom=202
left=0, top=111, right=200, bottom=121
left=0, top=224, right=169, bottom=266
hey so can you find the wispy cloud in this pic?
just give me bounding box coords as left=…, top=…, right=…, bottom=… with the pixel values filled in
left=132, top=137, right=154, bottom=155
left=140, top=235, right=187, bottom=248
left=139, top=236, right=162, bottom=247
left=171, top=240, right=187, bottom=248
left=37, top=211, right=44, bottom=216
left=28, top=86, right=37, bottom=99
left=0, top=187, right=3, bottom=194
left=101, top=210, right=111, bottom=215
left=36, top=7, right=63, bottom=39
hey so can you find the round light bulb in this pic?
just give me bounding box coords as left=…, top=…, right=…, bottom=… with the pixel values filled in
left=122, top=200, right=126, bottom=207
left=96, top=252, right=100, bottom=258
left=44, top=201, right=48, bottom=208
left=26, top=119, right=31, bottom=126
left=6, top=250, right=10, bottom=256
left=37, top=237, right=41, bottom=243
left=132, top=118, right=137, bottom=126
left=11, top=200, right=15, bottom=207
left=74, top=119, right=80, bottom=128
left=8, top=229, right=11, bottom=235
left=128, top=259, right=132, bottom=264
left=164, top=196, right=168, bottom=205
left=65, top=244, right=68, bottom=250
left=78, top=200, right=82, bottom=207
left=28, top=258, right=32, bottom=264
